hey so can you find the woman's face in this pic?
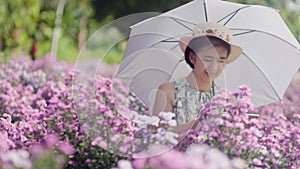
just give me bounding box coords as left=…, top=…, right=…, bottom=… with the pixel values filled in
left=189, top=46, right=228, bottom=82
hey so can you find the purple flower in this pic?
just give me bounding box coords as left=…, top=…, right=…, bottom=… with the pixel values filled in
left=57, top=141, right=75, bottom=155
left=252, top=158, right=263, bottom=166
left=44, top=133, right=59, bottom=147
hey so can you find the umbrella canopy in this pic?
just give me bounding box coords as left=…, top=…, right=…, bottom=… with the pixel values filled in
left=116, top=0, right=300, bottom=108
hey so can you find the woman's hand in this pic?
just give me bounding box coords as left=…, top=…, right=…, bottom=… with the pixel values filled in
left=171, top=119, right=196, bottom=135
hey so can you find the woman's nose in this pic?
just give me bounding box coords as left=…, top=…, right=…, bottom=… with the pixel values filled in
left=206, top=61, right=218, bottom=73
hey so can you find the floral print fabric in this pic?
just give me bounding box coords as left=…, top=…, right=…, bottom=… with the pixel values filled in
left=173, top=78, right=213, bottom=125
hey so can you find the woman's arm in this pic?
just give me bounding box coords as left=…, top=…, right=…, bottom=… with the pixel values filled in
left=152, top=83, right=174, bottom=117
left=152, top=82, right=195, bottom=135
left=171, top=119, right=196, bottom=134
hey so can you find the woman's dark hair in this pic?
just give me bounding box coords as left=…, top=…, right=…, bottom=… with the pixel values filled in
left=184, top=36, right=231, bottom=69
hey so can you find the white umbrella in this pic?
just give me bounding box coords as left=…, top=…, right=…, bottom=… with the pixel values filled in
left=116, top=0, right=300, bottom=108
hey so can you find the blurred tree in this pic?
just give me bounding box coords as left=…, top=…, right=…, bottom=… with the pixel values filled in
left=0, top=0, right=41, bottom=59
left=90, top=0, right=190, bottom=20
left=61, top=0, right=94, bottom=49
left=0, top=0, right=96, bottom=62
left=56, top=0, right=95, bottom=62
left=50, top=0, right=67, bottom=58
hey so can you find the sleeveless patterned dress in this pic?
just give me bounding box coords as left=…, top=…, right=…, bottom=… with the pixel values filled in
left=173, top=78, right=213, bottom=126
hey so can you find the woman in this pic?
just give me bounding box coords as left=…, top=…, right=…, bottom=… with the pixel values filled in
left=152, top=22, right=243, bottom=134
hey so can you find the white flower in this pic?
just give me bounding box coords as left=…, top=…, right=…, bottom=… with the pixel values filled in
left=159, top=131, right=179, bottom=145
left=271, top=148, right=281, bottom=158
left=259, top=146, right=268, bottom=155
left=158, top=112, right=175, bottom=121
left=187, top=144, right=235, bottom=169
left=118, top=160, right=133, bottom=169
left=231, top=158, right=247, bottom=169
left=197, top=134, right=208, bottom=142
left=206, top=148, right=231, bottom=168
left=1, top=149, right=32, bottom=169
left=186, top=144, right=211, bottom=156
left=214, top=118, right=224, bottom=125
left=168, top=120, right=177, bottom=127
left=133, top=115, right=160, bottom=128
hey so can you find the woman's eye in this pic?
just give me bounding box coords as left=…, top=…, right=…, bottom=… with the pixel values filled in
left=201, top=58, right=212, bottom=61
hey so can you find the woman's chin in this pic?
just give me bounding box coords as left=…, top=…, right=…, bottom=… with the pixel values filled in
left=204, top=72, right=216, bottom=81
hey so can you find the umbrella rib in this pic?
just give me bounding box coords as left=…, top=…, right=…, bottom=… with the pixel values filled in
left=158, top=15, right=196, bottom=26
left=161, top=40, right=178, bottom=42
left=143, top=38, right=179, bottom=51
left=231, top=28, right=299, bottom=49
left=129, top=16, right=195, bottom=52
left=167, top=56, right=185, bottom=83
left=218, top=6, right=250, bottom=25
left=233, top=30, right=256, bottom=36
left=242, top=51, right=281, bottom=102
left=146, top=31, right=191, bottom=48
left=172, top=18, right=194, bottom=32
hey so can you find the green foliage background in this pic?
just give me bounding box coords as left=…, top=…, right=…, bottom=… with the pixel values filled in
left=0, top=0, right=299, bottom=64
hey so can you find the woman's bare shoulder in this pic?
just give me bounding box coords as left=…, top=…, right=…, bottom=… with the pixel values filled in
left=152, top=82, right=175, bottom=115
left=158, top=82, right=175, bottom=93
left=158, top=82, right=175, bottom=102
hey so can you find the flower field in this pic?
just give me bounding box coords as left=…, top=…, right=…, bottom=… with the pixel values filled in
left=0, top=54, right=300, bottom=169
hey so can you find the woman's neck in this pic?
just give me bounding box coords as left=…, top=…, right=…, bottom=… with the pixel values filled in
left=186, top=73, right=212, bottom=92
